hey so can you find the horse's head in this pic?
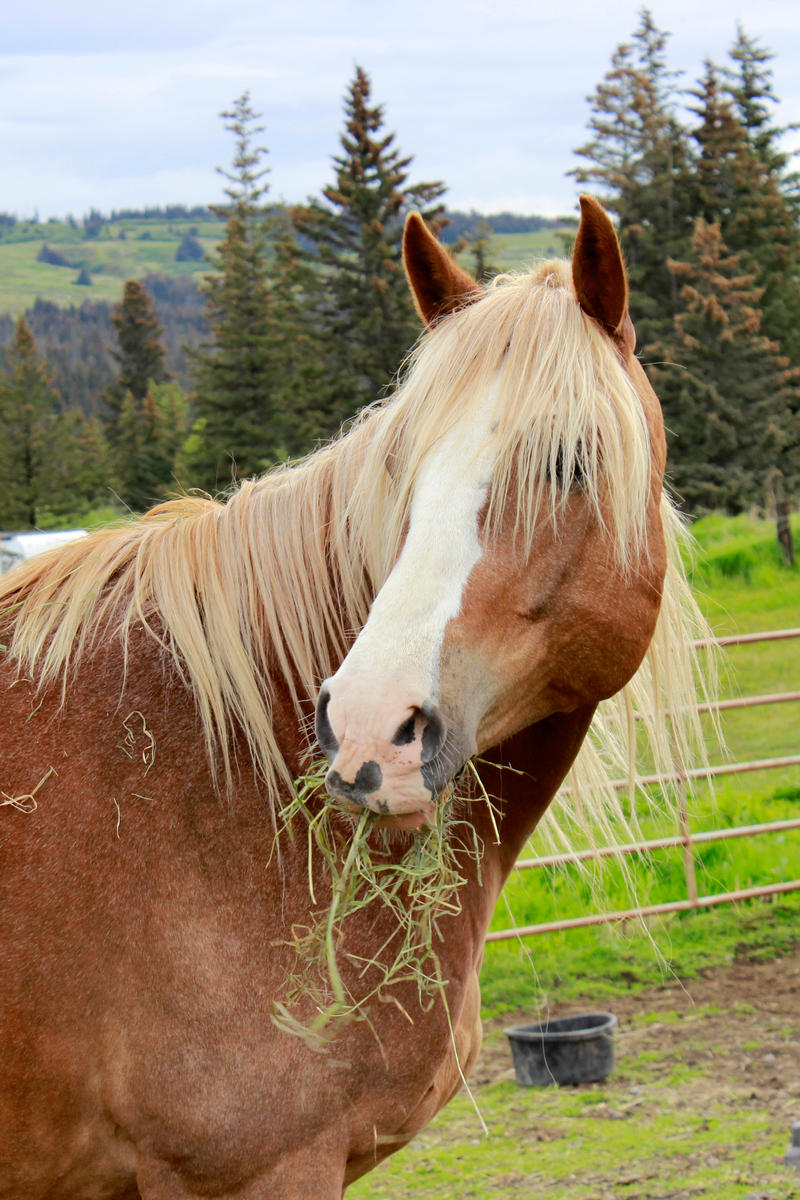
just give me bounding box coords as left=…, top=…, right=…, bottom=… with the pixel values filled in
left=315, top=197, right=668, bottom=825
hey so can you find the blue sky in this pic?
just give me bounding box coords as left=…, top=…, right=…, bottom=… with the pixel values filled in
left=3, top=0, right=800, bottom=220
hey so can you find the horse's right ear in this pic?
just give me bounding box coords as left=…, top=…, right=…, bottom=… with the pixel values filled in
left=403, top=213, right=481, bottom=327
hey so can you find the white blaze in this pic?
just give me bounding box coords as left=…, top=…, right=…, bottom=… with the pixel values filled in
left=331, top=387, right=500, bottom=704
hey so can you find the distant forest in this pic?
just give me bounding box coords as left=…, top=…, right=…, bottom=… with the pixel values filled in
left=0, top=276, right=205, bottom=416
left=0, top=204, right=569, bottom=242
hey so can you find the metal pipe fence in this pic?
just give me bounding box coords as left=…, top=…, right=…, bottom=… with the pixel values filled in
left=486, top=627, right=800, bottom=942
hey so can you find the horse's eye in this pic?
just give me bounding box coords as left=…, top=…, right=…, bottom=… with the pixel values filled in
left=547, top=446, right=586, bottom=490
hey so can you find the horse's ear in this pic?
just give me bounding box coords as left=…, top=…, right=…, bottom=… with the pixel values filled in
left=572, top=195, right=631, bottom=344
left=403, top=213, right=481, bottom=327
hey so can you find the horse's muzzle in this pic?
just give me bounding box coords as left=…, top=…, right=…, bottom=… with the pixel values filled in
left=314, top=682, right=454, bottom=816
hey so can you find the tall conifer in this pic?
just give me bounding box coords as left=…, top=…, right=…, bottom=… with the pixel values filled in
left=689, top=58, right=800, bottom=360
left=116, top=383, right=188, bottom=511
left=571, top=9, right=694, bottom=347
left=294, top=67, right=446, bottom=429
left=266, top=217, right=328, bottom=455
left=107, top=279, right=168, bottom=421
left=185, top=93, right=280, bottom=489
left=0, top=318, right=109, bottom=527
left=649, top=219, right=798, bottom=515
left=721, top=32, right=800, bottom=364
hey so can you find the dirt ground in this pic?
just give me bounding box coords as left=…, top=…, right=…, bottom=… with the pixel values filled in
left=477, top=949, right=800, bottom=1122
left=351, top=951, right=800, bottom=1199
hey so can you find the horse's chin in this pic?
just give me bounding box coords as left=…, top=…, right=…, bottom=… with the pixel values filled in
left=376, top=804, right=436, bottom=832
left=332, top=799, right=437, bottom=833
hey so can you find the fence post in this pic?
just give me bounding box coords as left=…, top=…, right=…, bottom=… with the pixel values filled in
left=678, top=776, right=698, bottom=906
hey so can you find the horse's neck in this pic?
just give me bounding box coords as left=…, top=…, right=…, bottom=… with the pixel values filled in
left=471, top=706, right=596, bottom=901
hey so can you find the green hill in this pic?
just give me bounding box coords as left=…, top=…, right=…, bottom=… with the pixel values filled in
left=0, top=210, right=575, bottom=317
left=0, top=214, right=222, bottom=315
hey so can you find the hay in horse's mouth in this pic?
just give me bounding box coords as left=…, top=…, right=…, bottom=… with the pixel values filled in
left=270, top=762, right=485, bottom=1048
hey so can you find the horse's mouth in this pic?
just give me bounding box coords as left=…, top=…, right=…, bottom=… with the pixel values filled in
left=376, top=804, right=436, bottom=831
left=333, top=798, right=437, bottom=832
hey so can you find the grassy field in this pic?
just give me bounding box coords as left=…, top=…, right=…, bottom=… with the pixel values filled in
left=0, top=220, right=573, bottom=315
left=350, top=956, right=800, bottom=1199
left=348, top=511, right=800, bottom=1198
left=0, top=216, right=221, bottom=313
left=452, top=228, right=574, bottom=273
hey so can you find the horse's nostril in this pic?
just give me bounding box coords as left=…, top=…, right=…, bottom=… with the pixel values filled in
left=391, top=713, right=417, bottom=747
left=390, top=704, right=446, bottom=762
left=315, top=686, right=339, bottom=759
left=420, top=702, right=446, bottom=764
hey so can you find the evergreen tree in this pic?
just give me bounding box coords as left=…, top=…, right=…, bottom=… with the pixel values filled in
left=175, top=234, right=204, bottom=262
left=184, top=92, right=281, bottom=489
left=116, top=382, right=188, bottom=511
left=58, top=413, right=114, bottom=517
left=294, top=66, right=446, bottom=428
left=721, top=32, right=800, bottom=364
left=455, top=219, right=497, bottom=282
left=266, top=216, right=329, bottom=455
left=571, top=9, right=695, bottom=347
left=107, top=279, right=168, bottom=423
left=727, top=26, right=799, bottom=181
left=648, top=219, right=798, bottom=517
left=0, top=317, right=109, bottom=527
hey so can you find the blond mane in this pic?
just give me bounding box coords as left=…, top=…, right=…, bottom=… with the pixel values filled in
left=0, top=258, right=712, bottom=835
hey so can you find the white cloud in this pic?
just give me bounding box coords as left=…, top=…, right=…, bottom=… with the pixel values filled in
left=1, top=0, right=799, bottom=218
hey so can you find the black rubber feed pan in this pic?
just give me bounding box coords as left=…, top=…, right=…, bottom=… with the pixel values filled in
left=505, top=1011, right=618, bottom=1086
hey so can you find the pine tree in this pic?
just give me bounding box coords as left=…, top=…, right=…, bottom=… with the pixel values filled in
left=294, top=66, right=446, bottom=428
left=571, top=9, right=695, bottom=348
left=648, top=219, right=798, bottom=517
left=266, top=215, right=328, bottom=455
left=106, top=279, right=168, bottom=426
left=455, top=219, right=497, bottom=283
left=0, top=317, right=109, bottom=527
left=59, top=413, right=114, bottom=517
left=116, top=382, right=188, bottom=511
left=727, top=26, right=799, bottom=180
left=722, top=31, right=800, bottom=364
left=184, top=92, right=281, bottom=490
left=689, top=59, right=798, bottom=324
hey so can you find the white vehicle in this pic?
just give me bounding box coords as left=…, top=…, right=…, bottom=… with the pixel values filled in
left=0, top=529, right=87, bottom=576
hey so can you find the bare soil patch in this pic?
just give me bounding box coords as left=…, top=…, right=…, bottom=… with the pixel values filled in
left=476, top=948, right=800, bottom=1145
left=477, top=949, right=800, bottom=1107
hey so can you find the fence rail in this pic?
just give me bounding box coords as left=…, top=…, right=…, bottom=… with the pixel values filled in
left=486, top=626, right=800, bottom=943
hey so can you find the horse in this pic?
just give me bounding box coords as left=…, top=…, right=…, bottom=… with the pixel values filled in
left=0, top=196, right=708, bottom=1199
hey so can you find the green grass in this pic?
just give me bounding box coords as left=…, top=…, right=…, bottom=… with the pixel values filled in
left=0, top=217, right=221, bottom=313
left=452, top=228, right=575, bottom=274
left=350, top=1081, right=791, bottom=1199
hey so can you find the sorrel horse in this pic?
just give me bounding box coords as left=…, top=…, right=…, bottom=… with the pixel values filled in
left=0, top=197, right=706, bottom=1199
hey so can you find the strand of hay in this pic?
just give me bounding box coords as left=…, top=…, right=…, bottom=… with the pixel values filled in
left=271, top=764, right=484, bottom=1048
left=119, top=711, right=156, bottom=774
left=0, top=765, right=56, bottom=813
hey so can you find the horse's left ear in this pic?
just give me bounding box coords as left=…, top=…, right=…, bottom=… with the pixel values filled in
left=572, top=195, right=632, bottom=347
left=403, top=213, right=481, bottom=327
